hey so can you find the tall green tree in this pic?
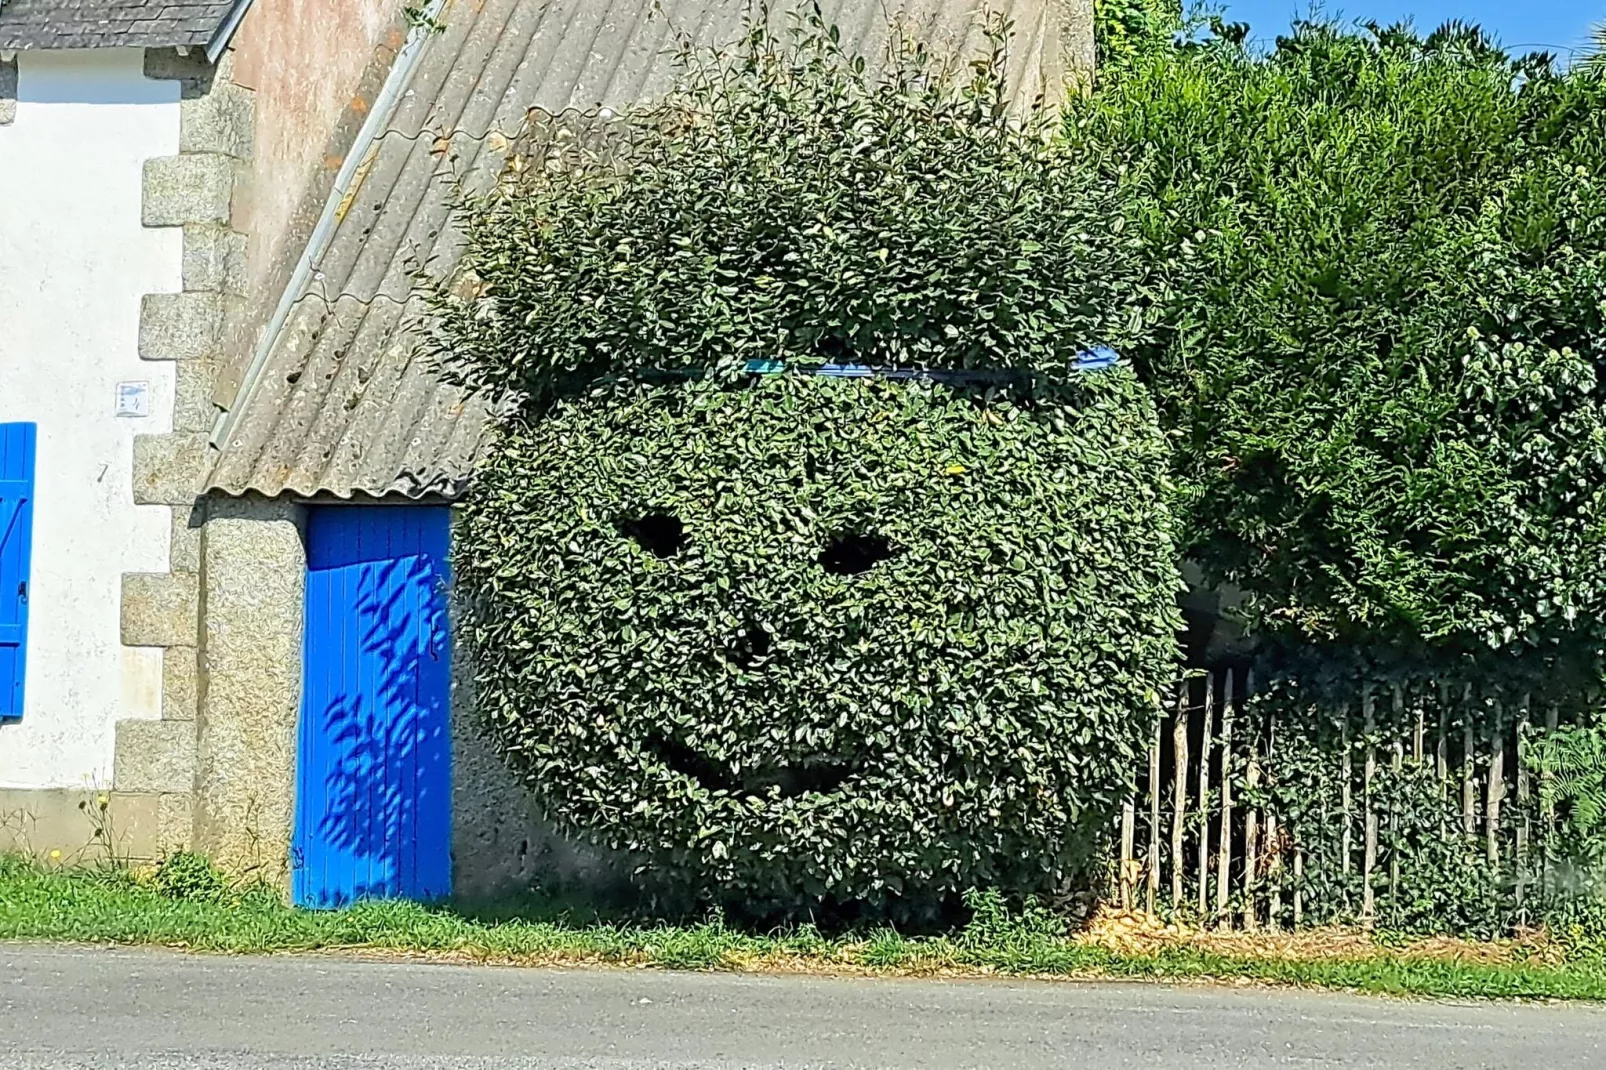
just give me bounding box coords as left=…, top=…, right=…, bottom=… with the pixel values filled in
left=1084, top=20, right=1606, bottom=667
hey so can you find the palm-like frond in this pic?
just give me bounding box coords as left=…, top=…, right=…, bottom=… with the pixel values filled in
left=1531, top=726, right=1606, bottom=841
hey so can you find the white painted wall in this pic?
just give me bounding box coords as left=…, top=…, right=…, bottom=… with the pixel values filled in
left=0, top=49, right=181, bottom=789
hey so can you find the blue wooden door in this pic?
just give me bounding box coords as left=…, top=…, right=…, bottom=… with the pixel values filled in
left=293, top=506, right=453, bottom=907
left=0, top=424, right=36, bottom=722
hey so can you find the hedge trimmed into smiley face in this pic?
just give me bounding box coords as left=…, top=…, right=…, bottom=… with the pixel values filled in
left=456, top=371, right=1180, bottom=907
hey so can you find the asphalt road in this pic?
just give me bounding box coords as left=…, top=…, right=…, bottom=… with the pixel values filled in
left=2, top=946, right=1604, bottom=1069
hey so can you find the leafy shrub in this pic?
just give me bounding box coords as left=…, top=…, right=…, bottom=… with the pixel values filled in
left=455, top=371, right=1180, bottom=912
left=960, top=887, right=1069, bottom=947
left=1530, top=722, right=1606, bottom=884
left=431, top=12, right=1179, bottom=914
left=1093, top=0, right=1180, bottom=68
left=425, top=10, right=1149, bottom=406
left=1078, top=18, right=1606, bottom=941
left=1084, top=21, right=1606, bottom=657
left=151, top=851, right=230, bottom=904
left=1537, top=894, right=1606, bottom=962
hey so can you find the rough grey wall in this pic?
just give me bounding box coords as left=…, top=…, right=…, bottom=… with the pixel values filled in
left=450, top=705, right=624, bottom=901
left=448, top=587, right=623, bottom=901
left=194, top=497, right=304, bottom=887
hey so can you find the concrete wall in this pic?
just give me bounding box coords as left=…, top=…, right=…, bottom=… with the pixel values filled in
left=448, top=586, right=620, bottom=901
left=228, top=0, right=398, bottom=299
left=0, top=49, right=182, bottom=794
left=193, top=498, right=305, bottom=886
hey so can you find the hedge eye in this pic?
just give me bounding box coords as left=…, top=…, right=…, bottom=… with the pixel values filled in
left=819, top=532, right=894, bottom=575
left=619, top=513, right=686, bottom=559
left=735, top=623, right=772, bottom=666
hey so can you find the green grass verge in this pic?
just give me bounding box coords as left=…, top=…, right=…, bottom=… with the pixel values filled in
left=4, top=857, right=1605, bottom=1000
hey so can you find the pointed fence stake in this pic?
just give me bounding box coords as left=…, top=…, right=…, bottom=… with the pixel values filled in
left=1487, top=703, right=1506, bottom=869
left=1171, top=680, right=1189, bottom=915
left=1436, top=682, right=1450, bottom=837
left=1362, top=685, right=1378, bottom=927
left=1341, top=719, right=1353, bottom=878
left=1147, top=716, right=1161, bottom=915
left=1515, top=695, right=1530, bottom=913
left=1462, top=684, right=1477, bottom=836
left=1390, top=685, right=1405, bottom=910
left=1216, top=668, right=1236, bottom=921
left=1293, top=845, right=1304, bottom=927
left=1542, top=703, right=1559, bottom=895
left=1411, top=682, right=1425, bottom=762
left=1197, top=671, right=1214, bottom=921
left=1120, top=791, right=1136, bottom=910
left=1244, top=721, right=1261, bottom=931
left=1267, top=811, right=1281, bottom=930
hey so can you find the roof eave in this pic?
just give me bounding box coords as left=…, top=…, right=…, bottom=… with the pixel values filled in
left=205, top=0, right=254, bottom=62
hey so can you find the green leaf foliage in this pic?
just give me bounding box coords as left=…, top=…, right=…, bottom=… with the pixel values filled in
left=1530, top=723, right=1606, bottom=878
left=423, top=7, right=1150, bottom=406
left=1082, top=21, right=1606, bottom=658
left=427, top=9, right=1181, bottom=915
left=1092, top=0, right=1180, bottom=69
left=454, top=371, right=1181, bottom=913
left=1074, top=23, right=1606, bottom=938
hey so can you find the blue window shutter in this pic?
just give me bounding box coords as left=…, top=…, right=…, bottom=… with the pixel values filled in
left=0, top=423, right=36, bottom=721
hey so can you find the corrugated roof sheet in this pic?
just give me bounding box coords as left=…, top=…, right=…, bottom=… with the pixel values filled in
left=0, top=0, right=238, bottom=50
left=206, top=0, right=1067, bottom=500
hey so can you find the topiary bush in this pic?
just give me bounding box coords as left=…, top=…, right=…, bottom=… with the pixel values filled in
left=427, top=10, right=1181, bottom=914
left=455, top=369, right=1180, bottom=912
left=151, top=851, right=230, bottom=904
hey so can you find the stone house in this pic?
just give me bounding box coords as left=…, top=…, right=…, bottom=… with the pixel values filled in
left=0, top=0, right=1093, bottom=903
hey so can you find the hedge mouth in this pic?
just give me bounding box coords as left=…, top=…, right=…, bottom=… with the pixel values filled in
left=646, top=730, right=857, bottom=799
left=818, top=532, right=896, bottom=575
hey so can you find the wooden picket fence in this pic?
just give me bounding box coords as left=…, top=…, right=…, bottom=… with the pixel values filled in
left=1114, top=666, right=1576, bottom=929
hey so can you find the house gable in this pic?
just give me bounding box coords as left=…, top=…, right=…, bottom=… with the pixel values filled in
left=0, top=0, right=244, bottom=53
left=0, top=2, right=410, bottom=872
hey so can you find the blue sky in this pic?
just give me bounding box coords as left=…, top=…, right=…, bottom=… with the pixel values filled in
left=1217, top=1, right=1600, bottom=60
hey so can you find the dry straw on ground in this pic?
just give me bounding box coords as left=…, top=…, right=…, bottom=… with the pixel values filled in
left=1078, top=907, right=1564, bottom=966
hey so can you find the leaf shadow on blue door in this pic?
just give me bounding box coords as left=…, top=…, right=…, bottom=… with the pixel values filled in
left=296, top=520, right=453, bottom=908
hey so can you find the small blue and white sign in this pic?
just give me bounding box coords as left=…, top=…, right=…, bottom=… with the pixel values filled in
left=115, top=381, right=151, bottom=418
